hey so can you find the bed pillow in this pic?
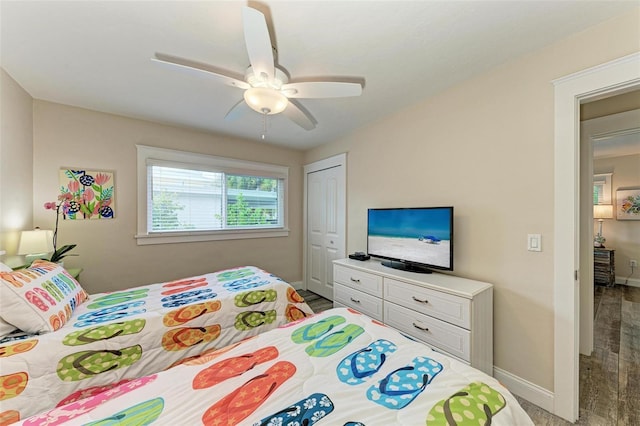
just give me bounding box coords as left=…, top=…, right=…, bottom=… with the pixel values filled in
left=0, top=262, right=19, bottom=337
left=0, top=260, right=88, bottom=334
left=0, top=318, right=17, bottom=338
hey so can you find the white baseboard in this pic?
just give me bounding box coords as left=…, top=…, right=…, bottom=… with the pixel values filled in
left=616, top=276, right=640, bottom=287
left=493, top=366, right=554, bottom=413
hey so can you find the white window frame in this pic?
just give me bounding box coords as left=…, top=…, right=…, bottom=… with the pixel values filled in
left=136, top=145, right=289, bottom=245
left=593, top=173, right=612, bottom=205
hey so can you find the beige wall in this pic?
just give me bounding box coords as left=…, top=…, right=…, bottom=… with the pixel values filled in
left=32, top=101, right=305, bottom=294
left=594, top=153, right=640, bottom=281
left=305, top=9, right=640, bottom=391
left=0, top=69, right=33, bottom=261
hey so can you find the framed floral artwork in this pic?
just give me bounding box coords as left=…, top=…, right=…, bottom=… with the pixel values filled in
left=59, top=169, right=115, bottom=220
left=616, top=188, right=640, bottom=220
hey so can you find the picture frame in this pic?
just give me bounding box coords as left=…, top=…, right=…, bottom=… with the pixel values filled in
left=616, top=187, right=640, bottom=220
left=59, top=168, right=115, bottom=220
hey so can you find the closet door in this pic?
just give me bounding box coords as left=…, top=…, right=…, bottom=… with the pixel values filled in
left=305, top=156, right=345, bottom=300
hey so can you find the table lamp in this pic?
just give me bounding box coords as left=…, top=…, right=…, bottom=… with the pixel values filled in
left=593, top=204, right=613, bottom=247
left=17, top=228, right=54, bottom=263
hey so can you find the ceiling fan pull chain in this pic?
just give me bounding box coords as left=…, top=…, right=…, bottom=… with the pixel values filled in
left=261, top=108, right=268, bottom=140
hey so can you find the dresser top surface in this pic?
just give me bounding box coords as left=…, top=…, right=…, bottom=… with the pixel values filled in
left=334, top=258, right=492, bottom=297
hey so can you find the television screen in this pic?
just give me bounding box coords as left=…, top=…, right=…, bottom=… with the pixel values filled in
left=367, top=207, right=453, bottom=273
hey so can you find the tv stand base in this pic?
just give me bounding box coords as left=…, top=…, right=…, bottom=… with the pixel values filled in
left=381, top=260, right=433, bottom=274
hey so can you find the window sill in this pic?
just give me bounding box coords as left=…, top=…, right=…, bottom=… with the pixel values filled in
left=135, top=228, right=289, bottom=245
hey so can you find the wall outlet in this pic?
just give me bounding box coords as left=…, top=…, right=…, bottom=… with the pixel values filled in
left=631, top=260, right=638, bottom=268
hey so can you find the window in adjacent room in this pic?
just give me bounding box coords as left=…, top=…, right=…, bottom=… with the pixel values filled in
left=593, top=173, right=612, bottom=205
left=136, top=145, right=288, bottom=245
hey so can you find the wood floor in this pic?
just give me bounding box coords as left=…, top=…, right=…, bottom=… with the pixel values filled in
left=298, top=285, right=640, bottom=425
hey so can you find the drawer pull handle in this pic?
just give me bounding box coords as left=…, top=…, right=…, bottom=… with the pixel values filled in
left=412, top=296, right=429, bottom=304
left=413, top=322, right=429, bottom=332
left=350, top=297, right=361, bottom=304
left=350, top=278, right=361, bottom=283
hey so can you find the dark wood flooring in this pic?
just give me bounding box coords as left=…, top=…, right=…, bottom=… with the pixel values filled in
left=299, top=285, right=640, bottom=425
left=298, top=289, right=334, bottom=313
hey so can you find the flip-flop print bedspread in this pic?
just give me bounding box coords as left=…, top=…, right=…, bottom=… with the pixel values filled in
left=0, top=266, right=313, bottom=423
left=17, top=308, right=533, bottom=425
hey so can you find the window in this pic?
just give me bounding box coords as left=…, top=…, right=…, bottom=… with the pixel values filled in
left=136, top=145, right=288, bottom=245
left=593, top=173, right=612, bottom=205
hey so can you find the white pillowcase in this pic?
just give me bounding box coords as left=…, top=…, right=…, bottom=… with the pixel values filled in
left=0, top=260, right=88, bottom=334
left=0, top=262, right=19, bottom=337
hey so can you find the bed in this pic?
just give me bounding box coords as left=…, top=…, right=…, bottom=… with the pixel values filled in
left=0, top=261, right=313, bottom=423
left=16, top=307, right=534, bottom=425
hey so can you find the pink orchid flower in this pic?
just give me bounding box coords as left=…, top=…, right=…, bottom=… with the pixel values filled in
left=44, top=202, right=57, bottom=210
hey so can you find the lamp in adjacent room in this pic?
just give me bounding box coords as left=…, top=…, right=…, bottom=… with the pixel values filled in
left=593, top=204, right=613, bottom=247
left=17, top=228, right=54, bottom=263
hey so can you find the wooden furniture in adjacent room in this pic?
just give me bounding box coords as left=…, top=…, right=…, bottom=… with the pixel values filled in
left=333, top=258, right=493, bottom=375
left=594, top=247, right=615, bottom=287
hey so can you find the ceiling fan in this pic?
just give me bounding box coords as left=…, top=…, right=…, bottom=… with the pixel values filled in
left=152, top=6, right=363, bottom=131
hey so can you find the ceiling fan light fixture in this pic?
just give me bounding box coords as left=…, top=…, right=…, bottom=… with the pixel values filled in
left=244, top=87, right=288, bottom=115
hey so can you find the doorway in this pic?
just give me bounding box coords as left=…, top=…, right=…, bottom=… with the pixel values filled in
left=580, top=106, right=640, bottom=357
left=553, top=52, right=639, bottom=422
left=303, top=154, right=346, bottom=300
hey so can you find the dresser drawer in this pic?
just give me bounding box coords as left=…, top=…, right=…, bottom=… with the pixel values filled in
left=334, top=283, right=383, bottom=321
left=384, top=301, right=470, bottom=362
left=334, top=265, right=383, bottom=297
left=384, top=278, right=471, bottom=328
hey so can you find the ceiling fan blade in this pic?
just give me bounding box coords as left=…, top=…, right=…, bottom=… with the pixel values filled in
left=281, top=81, right=362, bottom=98
left=152, top=53, right=249, bottom=89
left=224, top=99, right=251, bottom=121
left=282, top=100, right=316, bottom=130
left=242, top=7, right=275, bottom=83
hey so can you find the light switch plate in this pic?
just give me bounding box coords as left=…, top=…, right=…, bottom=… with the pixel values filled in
left=528, top=234, right=542, bottom=252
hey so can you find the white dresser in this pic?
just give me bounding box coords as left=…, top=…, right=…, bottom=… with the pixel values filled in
left=333, top=258, right=493, bottom=375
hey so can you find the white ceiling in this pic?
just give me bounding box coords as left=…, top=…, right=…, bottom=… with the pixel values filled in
left=1, top=1, right=637, bottom=151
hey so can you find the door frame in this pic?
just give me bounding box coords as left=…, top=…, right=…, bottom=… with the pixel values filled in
left=553, top=52, right=639, bottom=422
left=303, top=153, right=347, bottom=293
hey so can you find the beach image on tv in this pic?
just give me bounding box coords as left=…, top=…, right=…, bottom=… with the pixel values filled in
left=368, top=208, right=451, bottom=268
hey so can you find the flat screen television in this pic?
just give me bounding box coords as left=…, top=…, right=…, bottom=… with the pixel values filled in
left=367, top=207, right=453, bottom=274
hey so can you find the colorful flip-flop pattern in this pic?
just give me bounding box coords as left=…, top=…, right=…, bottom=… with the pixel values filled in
left=291, top=315, right=346, bottom=344
left=305, top=324, right=364, bottom=357
left=202, top=360, right=296, bottom=425
left=285, top=304, right=312, bottom=322
left=161, top=325, right=221, bottom=351
left=56, top=346, right=143, bottom=381
left=426, top=381, right=507, bottom=425
left=24, top=375, right=157, bottom=426
left=234, top=289, right=277, bottom=307
left=234, top=310, right=277, bottom=331
left=0, top=372, right=28, bottom=401
left=63, top=319, right=146, bottom=346
left=337, top=339, right=397, bottom=385
left=83, top=397, right=164, bottom=426
left=0, top=340, right=38, bottom=357
left=256, top=393, right=334, bottom=426
left=192, top=346, right=279, bottom=389
left=366, top=355, right=443, bottom=409
left=162, top=301, right=221, bottom=327
left=1, top=265, right=314, bottom=422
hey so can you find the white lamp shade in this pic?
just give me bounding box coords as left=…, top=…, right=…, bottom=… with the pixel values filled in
left=243, top=87, right=288, bottom=115
left=593, top=204, right=613, bottom=220
left=17, top=229, right=54, bottom=255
